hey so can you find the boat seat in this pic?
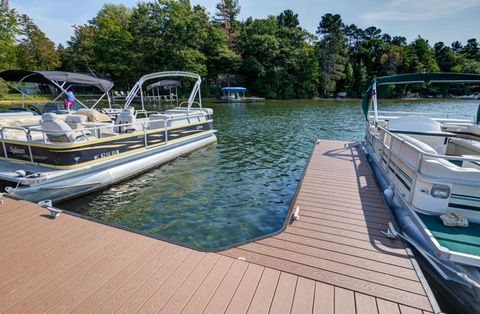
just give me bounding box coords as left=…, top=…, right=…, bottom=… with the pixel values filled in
left=387, top=116, right=442, bottom=133
left=74, top=109, right=111, bottom=123
left=40, top=113, right=91, bottom=143
left=114, top=108, right=140, bottom=133
left=65, top=114, right=88, bottom=130
left=148, top=114, right=167, bottom=130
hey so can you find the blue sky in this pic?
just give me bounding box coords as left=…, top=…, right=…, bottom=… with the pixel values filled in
left=10, top=0, right=480, bottom=46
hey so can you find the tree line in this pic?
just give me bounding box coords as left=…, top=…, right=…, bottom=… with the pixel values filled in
left=1, top=0, right=479, bottom=98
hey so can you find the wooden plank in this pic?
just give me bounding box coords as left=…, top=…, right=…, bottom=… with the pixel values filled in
left=202, top=260, right=248, bottom=314
left=136, top=253, right=218, bottom=313
left=399, top=304, right=423, bottom=314
left=0, top=224, right=120, bottom=311
left=0, top=224, right=101, bottom=298
left=313, top=282, right=334, bottom=314
left=113, top=248, right=195, bottom=313
left=46, top=237, right=157, bottom=313
left=334, top=287, right=355, bottom=314
left=222, top=248, right=431, bottom=311
left=225, top=263, right=263, bottom=314
left=0, top=197, right=30, bottom=215
left=23, top=234, right=141, bottom=313
left=246, top=267, right=280, bottom=314
left=257, top=238, right=417, bottom=280
left=291, top=277, right=315, bottom=314
left=237, top=243, right=423, bottom=294
left=275, top=232, right=413, bottom=269
left=286, top=227, right=407, bottom=255
left=168, top=254, right=234, bottom=313
left=269, top=272, right=297, bottom=314
left=70, top=241, right=168, bottom=313
left=377, top=299, right=401, bottom=314
left=92, top=244, right=181, bottom=313
left=356, top=293, right=379, bottom=314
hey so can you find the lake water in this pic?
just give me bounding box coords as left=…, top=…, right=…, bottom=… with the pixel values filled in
left=62, top=99, right=479, bottom=250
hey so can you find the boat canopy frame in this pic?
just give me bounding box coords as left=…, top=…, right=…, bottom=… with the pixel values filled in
left=0, top=70, right=114, bottom=110
left=362, top=72, right=480, bottom=122
left=125, top=71, right=202, bottom=113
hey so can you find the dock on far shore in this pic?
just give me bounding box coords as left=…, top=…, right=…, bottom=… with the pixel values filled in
left=0, top=140, right=438, bottom=313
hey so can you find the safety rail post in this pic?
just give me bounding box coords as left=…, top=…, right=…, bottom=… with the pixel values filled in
left=0, top=129, right=7, bottom=159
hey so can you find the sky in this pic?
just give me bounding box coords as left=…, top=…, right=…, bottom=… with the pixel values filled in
left=10, top=0, right=480, bottom=46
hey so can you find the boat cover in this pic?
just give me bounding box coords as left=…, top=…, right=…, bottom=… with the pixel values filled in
left=0, top=70, right=114, bottom=92
left=362, top=72, right=480, bottom=119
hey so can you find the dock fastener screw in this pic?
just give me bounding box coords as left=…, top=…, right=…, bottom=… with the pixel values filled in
left=38, top=200, right=62, bottom=219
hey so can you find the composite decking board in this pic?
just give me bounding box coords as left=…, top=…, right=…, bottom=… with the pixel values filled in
left=0, top=222, right=104, bottom=301
left=285, top=226, right=408, bottom=256
left=0, top=140, right=434, bottom=313
left=291, top=277, right=316, bottom=314
left=157, top=255, right=229, bottom=314
left=275, top=232, right=413, bottom=269
left=70, top=241, right=168, bottom=313
left=225, top=263, right=264, bottom=314
left=355, top=292, right=379, bottom=314
left=202, top=260, right=249, bottom=314
left=313, top=282, right=334, bottom=314
left=223, top=245, right=425, bottom=296
left=296, top=201, right=392, bottom=220
left=269, top=272, right=297, bottom=314
left=246, top=267, right=280, bottom=313
left=335, top=287, right=356, bottom=314
left=92, top=244, right=182, bottom=313
left=0, top=197, right=30, bottom=215
left=377, top=298, right=401, bottom=314
left=257, top=237, right=418, bottom=280
left=2, top=228, right=124, bottom=312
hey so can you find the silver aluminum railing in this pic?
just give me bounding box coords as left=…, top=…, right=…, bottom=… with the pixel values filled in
left=366, top=122, right=480, bottom=191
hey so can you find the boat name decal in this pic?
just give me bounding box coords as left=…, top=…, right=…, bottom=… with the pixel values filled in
left=94, top=149, right=120, bottom=160
left=9, top=146, right=26, bottom=155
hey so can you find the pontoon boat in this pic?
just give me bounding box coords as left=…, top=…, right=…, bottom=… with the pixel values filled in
left=0, top=71, right=216, bottom=203
left=362, top=73, right=480, bottom=313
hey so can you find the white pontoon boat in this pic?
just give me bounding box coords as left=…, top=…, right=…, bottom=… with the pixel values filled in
left=362, top=73, right=480, bottom=313
left=0, top=71, right=216, bottom=203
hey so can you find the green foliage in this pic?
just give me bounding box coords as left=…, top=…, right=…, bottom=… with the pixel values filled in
left=16, top=15, right=60, bottom=70
left=0, top=5, right=19, bottom=71
left=316, top=14, right=348, bottom=97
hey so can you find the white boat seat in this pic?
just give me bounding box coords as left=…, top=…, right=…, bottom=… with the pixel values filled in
left=65, top=114, right=87, bottom=130
left=74, top=109, right=111, bottom=123
left=148, top=114, right=167, bottom=129
left=447, top=138, right=480, bottom=156
left=40, top=113, right=90, bottom=143
left=114, top=108, right=140, bottom=133
left=387, top=116, right=442, bottom=133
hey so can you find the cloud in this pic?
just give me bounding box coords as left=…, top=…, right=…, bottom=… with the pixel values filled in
left=362, top=0, right=480, bottom=23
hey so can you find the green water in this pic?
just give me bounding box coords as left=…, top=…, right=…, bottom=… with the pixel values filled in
left=62, top=99, right=479, bottom=250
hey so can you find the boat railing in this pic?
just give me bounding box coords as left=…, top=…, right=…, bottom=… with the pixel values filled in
left=374, top=111, right=452, bottom=119
left=0, top=112, right=211, bottom=163
left=367, top=122, right=480, bottom=189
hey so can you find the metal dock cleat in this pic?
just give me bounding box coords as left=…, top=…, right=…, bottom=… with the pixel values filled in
left=38, top=200, right=62, bottom=219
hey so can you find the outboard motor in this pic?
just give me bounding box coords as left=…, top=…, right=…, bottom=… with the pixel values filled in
left=114, top=108, right=136, bottom=133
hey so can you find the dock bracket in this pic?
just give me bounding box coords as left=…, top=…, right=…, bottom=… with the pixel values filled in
left=38, top=200, right=62, bottom=219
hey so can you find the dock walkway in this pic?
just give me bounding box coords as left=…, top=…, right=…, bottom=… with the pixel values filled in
left=0, top=140, right=435, bottom=313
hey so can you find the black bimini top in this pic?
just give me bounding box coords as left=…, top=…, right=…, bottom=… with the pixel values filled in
left=362, top=72, right=480, bottom=119
left=0, top=70, right=114, bottom=93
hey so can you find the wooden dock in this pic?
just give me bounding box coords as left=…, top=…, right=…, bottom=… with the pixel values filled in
left=0, top=140, right=437, bottom=313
